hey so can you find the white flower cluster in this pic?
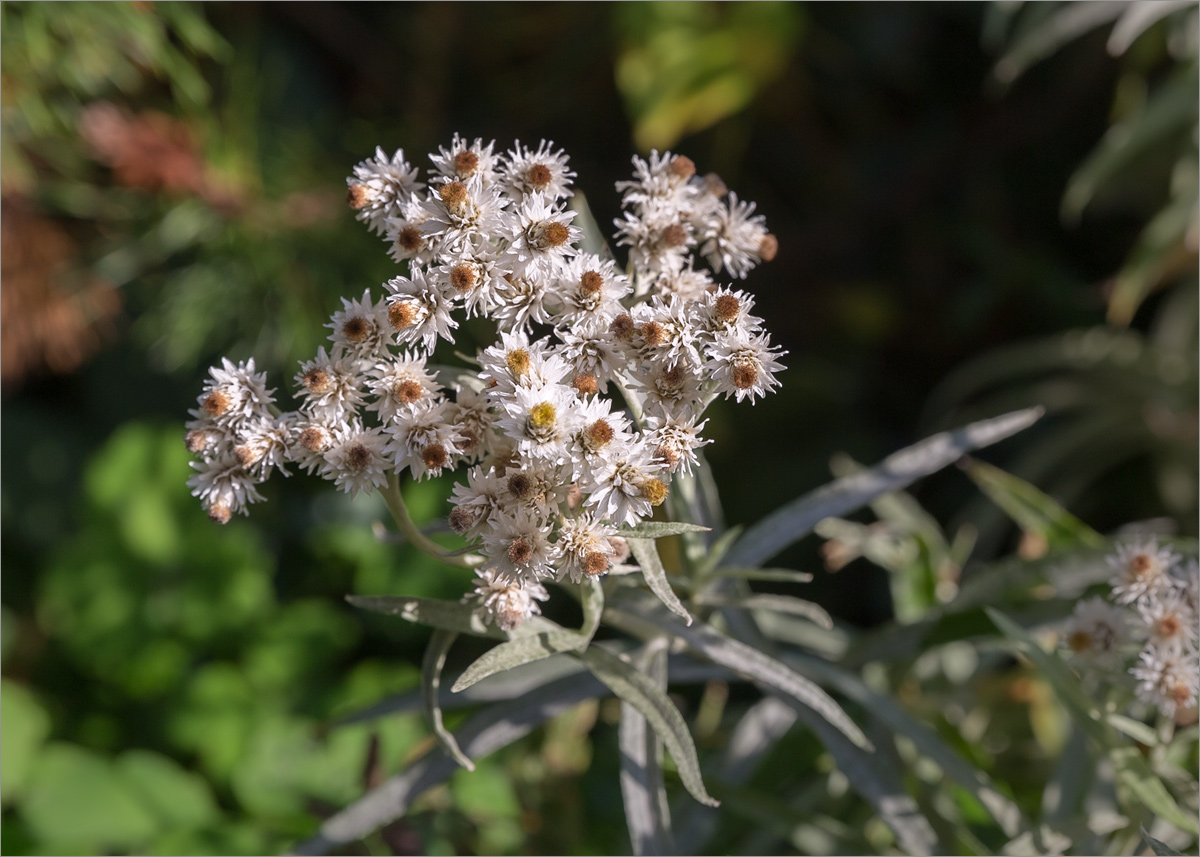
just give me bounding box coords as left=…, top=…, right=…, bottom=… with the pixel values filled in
left=1062, top=539, right=1199, bottom=719
left=187, top=136, right=783, bottom=630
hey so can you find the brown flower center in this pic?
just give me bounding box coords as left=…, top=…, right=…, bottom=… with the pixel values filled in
left=507, top=536, right=534, bottom=565
left=347, top=443, right=372, bottom=470
left=583, top=551, right=610, bottom=576
left=449, top=263, right=477, bottom=293
left=421, top=442, right=448, bottom=470
left=202, top=390, right=231, bottom=417
left=303, top=368, right=331, bottom=394
left=527, top=163, right=553, bottom=189
left=342, top=316, right=371, bottom=342
left=453, top=150, right=480, bottom=177
left=388, top=301, right=418, bottom=330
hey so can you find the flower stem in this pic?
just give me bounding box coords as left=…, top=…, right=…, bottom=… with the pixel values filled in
left=381, top=473, right=482, bottom=569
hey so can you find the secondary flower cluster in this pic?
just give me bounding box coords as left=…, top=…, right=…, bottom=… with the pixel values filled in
left=186, top=135, right=784, bottom=631
left=1063, top=539, right=1199, bottom=719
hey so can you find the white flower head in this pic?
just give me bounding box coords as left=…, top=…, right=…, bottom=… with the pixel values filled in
left=428, top=134, right=501, bottom=186
left=503, top=191, right=580, bottom=278
left=708, top=330, right=786, bottom=404
left=627, top=358, right=706, bottom=421
left=1109, top=539, right=1178, bottom=605
left=614, top=206, right=695, bottom=279
left=1061, top=596, right=1128, bottom=670
left=497, top=459, right=571, bottom=520
left=419, top=174, right=509, bottom=254
left=699, top=192, right=777, bottom=279
left=653, top=262, right=714, bottom=303
left=480, top=507, right=560, bottom=585
left=501, top=139, right=576, bottom=201
left=384, top=195, right=439, bottom=266
left=552, top=254, right=632, bottom=326
left=1132, top=648, right=1200, bottom=719
left=294, top=347, right=366, bottom=423
left=554, top=513, right=617, bottom=583
left=433, top=248, right=506, bottom=319
left=496, top=382, right=582, bottom=464
left=631, top=295, right=702, bottom=366
left=1135, top=588, right=1198, bottom=655
left=478, top=331, right=572, bottom=397
left=556, top=318, right=624, bottom=395
left=187, top=455, right=266, bottom=524
left=367, top=351, right=443, bottom=424
left=447, top=382, right=496, bottom=462
left=322, top=423, right=390, bottom=498
left=582, top=441, right=667, bottom=527
left=326, top=289, right=392, bottom=363
left=470, top=568, right=549, bottom=632
left=643, top=413, right=711, bottom=476
left=490, top=271, right=557, bottom=334
left=383, top=398, right=464, bottom=481
left=192, top=357, right=275, bottom=432
left=383, top=268, right=459, bottom=353
left=616, top=150, right=699, bottom=213
left=347, top=147, right=424, bottom=235
left=231, top=416, right=294, bottom=480
left=694, top=287, right=764, bottom=340
left=290, top=415, right=344, bottom=475
left=449, top=466, right=504, bottom=539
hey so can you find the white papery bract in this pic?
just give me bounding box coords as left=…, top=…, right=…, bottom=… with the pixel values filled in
left=1109, top=538, right=1178, bottom=605
left=189, top=136, right=783, bottom=640
left=1062, top=596, right=1128, bottom=671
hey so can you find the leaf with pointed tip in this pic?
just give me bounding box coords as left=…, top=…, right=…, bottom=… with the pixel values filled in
left=451, top=628, right=588, bottom=693
left=616, top=521, right=712, bottom=539
left=696, top=526, right=744, bottom=575
left=619, top=641, right=673, bottom=856
left=961, top=458, right=1104, bottom=550
left=422, top=630, right=474, bottom=771
left=581, top=645, right=719, bottom=808
left=1141, top=827, right=1184, bottom=857
left=347, top=595, right=502, bottom=638
left=629, top=538, right=692, bottom=626
left=696, top=594, right=832, bottom=629
left=726, top=408, right=1044, bottom=568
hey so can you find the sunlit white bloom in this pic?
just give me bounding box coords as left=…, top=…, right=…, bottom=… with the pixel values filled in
left=192, top=357, right=276, bottom=432
left=614, top=207, right=695, bottom=279
left=1132, top=648, right=1200, bottom=719
left=490, top=271, right=557, bottom=333
left=470, top=568, right=548, bottom=631
left=631, top=294, right=702, bottom=366
left=231, top=416, right=294, bottom=480
left=557, top=319, right=623, bottom=393
left=626, top=358, right=706, bottom=421
left=552, top=254, right=632, bottom=326
left=708, top=330, right=786, bottom=404
left=294, top=347, right=366, bottom=423
left=643, top=413, right=710, bottom=476
left=187, top=455, right=266, bottom=524
left=322, top=423, right=390, bottom=498
left=383, top=195, right=439, bottom=266
left=1135, top=588, right=1198, bottom=655
left=616, top=150, right=699, bottom=213
left=655, top=263, right=714, bottom=303
left=568, top=396, right=636, bottom=484
left=290, top=416, right=344, bottom=475
left=383, top=268, right=459, bottom=352
left=433, top=249, right=506, bottom=318
left=496, top=382, right=582, bottom=464
left=501, top=139, right=576, bottom=201
left=419, top=174, right=509, bottom=254
left=449, top=466, right=504, bottom=539
left=447, top=383, right=495, bottom=462
left=478, top=331, right=572, bottom=396
left=693, top=287, right=764, bottom=339
left=384, top=398, right=463, bottom=481
left=367, top=352, right=442, bottom=424
left=699, top=192, right=775, bottom=279
left=480, top=508, right=559, bottom=585
left=498, top=460, right=571, bottom=520
left=554, top=513, right=617, bottom=583
left=1061, top=596, right=1128, bottom=670
left=1109, top=539, right=1178, bottom=605
left=583, top=441, right=666, bottom=527
left=326, top=289, right=392, bottom=363
left=428, top=133, right=501, bottom=186
left=347, top=147, right=424, bottom=235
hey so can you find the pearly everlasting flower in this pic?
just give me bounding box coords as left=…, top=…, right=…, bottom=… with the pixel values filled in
left=1132, top=648, right=1200, bottom=719
left=449, top=466, right=504, bottom=538
left=290, top=416, right=343, bottom=475
left=384, top=195, right=439, bottom=266
left=326, top=289, right=393, bottom=363
left=1109, top=539, right=1178, bottom=605
left=470, top=568, right=548, bottom=631
left=347, top=147, right=424, bottom=235
left=418, top=174, right=508, bottom=254
left=1061, top=596, right=1128, bottom=670
left=694, top=287, right=764, bottom=340
left=231, top=416, right=294, bottom=480
left=1135, top=588, right=1198, bottom=655
left=187, top=455, right=266, bottom=524
left=631, top=294, right=702, bottom=367
left=428, top=133, right=501, bottom=186
left=699, top=192, right=777, bottom=279
left=615, top=207, right=695, bottom=279
left=495, top=382, right=582, bottom=464
left=192, top=357, right=275, bottom=432
left=554, top=513, right=617, bottom=583
left=644, top=413, right=711, bottom=476
left=553, top=254, right=632, bottom=326
left=384, top=398, right=463, bottom=480
left=583, top=442, right=667, bottom=527
left=708, top=330, right=786, bottom=404
left=367, top=351, right=443, bottom=424
left=478, top=331, right=572, bottom=396
left=501, top=139, right=576, bottom=201
left=323, top=423, right=390, bottom=498
left=480, top=508, right=559, bottom=585
left=433, top=249, right=506, bottom=319
left=627, top=358, right=706, bottom=421
left=490, top=271, right=557, bottom=333
left=498, top=461, right=571, bottom=520
left=503, top=192, right=581, bottom=279
left=557, top=319, right=624, bottom=393
left=294, top=347, right=366, bottom=423
left=383, top=268, right=459, bottom=352
left=616, top=150, right=699, bottom=213
left=447, top=383, right=495, bottom=461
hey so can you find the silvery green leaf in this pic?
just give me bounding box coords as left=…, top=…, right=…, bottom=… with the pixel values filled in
left=346, top=595, right=502, bottom=638
left=725, top=408, right=1044, bottom=569
left=581, top=645, right=719, bottom=808
left=696, top=593, right=832, bottom=629
left=616, top=521, right=712, bottom=539
left=619, top=640, right=673, bottom=856
left=1141, top=827, right=1185, bottom=857
left=450, top=628, right=588, bottom=693
left=786, top=651, right=1027, bottom=837
left=1111, top=746, right=1200, bottom=835
left=422, top=630, right=474, bottom=771
left=1107, top=1, right=1192, bottom=55
left=629, top=537, right=693, bottom=626
left=609, top=593, right=869, bottom=751
left=696, top=525, right=744, bottom=575
left=993, top=2, right=1126, bottom=85
left=706, top=567, right=813, bottom=584
left=1107, top=713, right=1159, bottom=747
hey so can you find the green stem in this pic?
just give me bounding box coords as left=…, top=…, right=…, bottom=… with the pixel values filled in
left=380, top=473, right=482, bottom=569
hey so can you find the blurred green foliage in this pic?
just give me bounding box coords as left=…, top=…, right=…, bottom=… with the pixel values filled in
left=2, top=1, right=1196, bottom=855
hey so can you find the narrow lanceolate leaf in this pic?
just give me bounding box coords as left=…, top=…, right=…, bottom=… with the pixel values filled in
left=629, top=538, right=693, bottom=626
left=696, top=525, right=744, bottom=575
left=725, top=407, right=1044, bottom=568
left=619, top=641, right=673, bottom=856
left=610, top=593, right=870, bottom=751
left=616, top=521, right=712, bottom=539
left=347, top=595, right=502, bottom=638
left=987, top=609, right=1200, bottom=835
left=696, top=594, right=833, bottom=629
left=451, top=628, right=589, bottom=693
left=707, top=567, right=814, bottom=584
left=422, top=630, right=474, bottom=771
left=961, top=458, right=1104, bottom=550
left=1141, top=827, right=1184, bottom=857
left=787, top=652, right=1027, bottom=837
left=581, top=646, right=719, bottom=808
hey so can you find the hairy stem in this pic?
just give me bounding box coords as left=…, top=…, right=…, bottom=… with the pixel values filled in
left=380, top=473, right=482, bottom=569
